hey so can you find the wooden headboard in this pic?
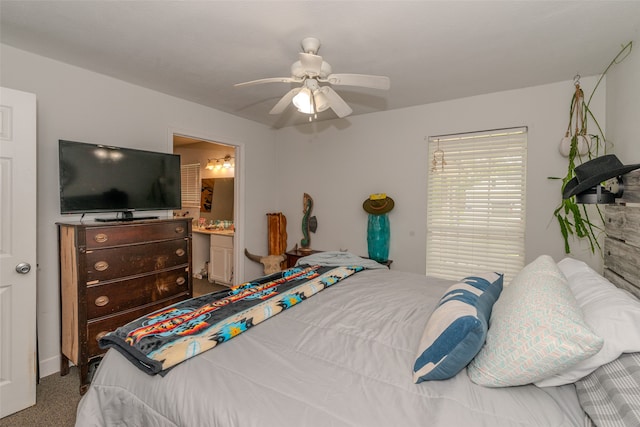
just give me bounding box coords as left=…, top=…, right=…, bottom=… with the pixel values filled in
left=604, top=170, right=640, bottom=299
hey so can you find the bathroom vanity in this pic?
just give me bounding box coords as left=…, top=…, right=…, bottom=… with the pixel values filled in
left=193, top=228, right=234, bottom=286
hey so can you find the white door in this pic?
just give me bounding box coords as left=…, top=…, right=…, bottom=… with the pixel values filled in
left=0, top=87, right=37, bottom=418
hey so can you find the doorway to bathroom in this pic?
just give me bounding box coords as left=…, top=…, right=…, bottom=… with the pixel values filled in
left=172, top=133, right=240, bottom=296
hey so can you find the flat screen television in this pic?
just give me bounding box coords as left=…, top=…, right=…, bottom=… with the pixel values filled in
left=58, top=140, right=181, bottom=221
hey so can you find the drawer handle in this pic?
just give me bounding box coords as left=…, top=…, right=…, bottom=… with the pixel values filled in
left=94, top=261, right=109, bottom=271
left=176, top=276, right=186, bottom=286
left=94, top=233, right=108, bottom=243
left=175, top=226, right=185, bottom=234
left=94, top=295, right=110, bottom=307
left=175, top=248, right=185, bottom=257
left=95, top=331, right=108, bottom=341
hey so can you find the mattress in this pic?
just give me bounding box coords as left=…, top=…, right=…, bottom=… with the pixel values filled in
left=75, top=268, right=587, bottom=427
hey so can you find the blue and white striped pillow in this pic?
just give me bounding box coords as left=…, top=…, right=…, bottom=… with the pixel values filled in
left=413, top=272, right=503, bottom=383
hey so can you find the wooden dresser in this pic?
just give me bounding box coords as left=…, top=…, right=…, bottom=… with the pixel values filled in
left=57, top=218, right=193, bottom=393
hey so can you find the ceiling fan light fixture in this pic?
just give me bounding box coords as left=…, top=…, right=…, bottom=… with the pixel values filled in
left=314, top=88, right=331, bottom=112
left=293, top=87, right=314, bottom=114
left=235, top=37, right=391, bottom=121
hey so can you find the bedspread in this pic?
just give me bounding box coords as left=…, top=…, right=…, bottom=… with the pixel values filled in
left=78, top=269, right=587, bottom=427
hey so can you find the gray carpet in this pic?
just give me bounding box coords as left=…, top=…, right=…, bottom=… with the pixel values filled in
left=193, top=277, right=229, bottom=296
left=0, top=279, right=227, bottom=427
left=0, top=367, right=81, bottom=427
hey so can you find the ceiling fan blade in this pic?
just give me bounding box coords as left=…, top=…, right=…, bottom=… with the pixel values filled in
left=322, top=73, right=390, bottom=90
left=324, top=87, right=353, bottom=118
left=298, top=52, right=323, bottom=76
left=234, top=77, right=300, bottom=87
left=269, top=88, right=301, bottom=115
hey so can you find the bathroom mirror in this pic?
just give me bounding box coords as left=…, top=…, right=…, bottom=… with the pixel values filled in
left=200, top=178, right=234, bottom=221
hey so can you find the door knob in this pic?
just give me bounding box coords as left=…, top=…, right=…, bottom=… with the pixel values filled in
left=16, top=262, right=31, bottom=274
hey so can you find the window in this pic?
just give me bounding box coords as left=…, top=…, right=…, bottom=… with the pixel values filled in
left=180, top=163, right=201, bottom=208
left=426, top=127, right=527, bottom=284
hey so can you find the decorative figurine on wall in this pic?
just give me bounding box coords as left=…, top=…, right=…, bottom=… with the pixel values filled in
left=363, top=193, right=394, bottom=262
left=300, top=193, right=317, bottom=253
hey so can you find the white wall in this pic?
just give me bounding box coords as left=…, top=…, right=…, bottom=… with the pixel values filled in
left=1, top=41, right=622, bottom=377
left=606, top=39, right=640, bottom=163
left=275, top=76, right=607, bottom=275
left=0, top=45, right=274, bottom=376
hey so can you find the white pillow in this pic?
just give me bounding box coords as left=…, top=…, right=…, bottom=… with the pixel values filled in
left=468, top=255, right=603, bottom=387
left=535, top=257, right=640, bottom=387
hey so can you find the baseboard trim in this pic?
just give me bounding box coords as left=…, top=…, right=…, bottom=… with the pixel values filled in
left=39, top=354, right=62, bottom=378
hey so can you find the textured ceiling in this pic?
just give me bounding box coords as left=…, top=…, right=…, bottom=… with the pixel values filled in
left=1, top=1, right=639, bottom=128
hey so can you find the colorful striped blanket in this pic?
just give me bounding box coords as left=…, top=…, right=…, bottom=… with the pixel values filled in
left=99, top=264, right=364, bottom=375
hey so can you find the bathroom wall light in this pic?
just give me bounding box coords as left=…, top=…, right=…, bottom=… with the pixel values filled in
left=222, top=155, right=233, bottom=169
left=205, top=155, right=234, bottom=171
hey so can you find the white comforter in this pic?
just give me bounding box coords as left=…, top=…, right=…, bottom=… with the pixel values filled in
left=76, top=269, right=586, bottom=427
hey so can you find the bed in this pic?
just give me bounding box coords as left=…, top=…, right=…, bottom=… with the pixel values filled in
left=75, top=175, right=640, bottom=427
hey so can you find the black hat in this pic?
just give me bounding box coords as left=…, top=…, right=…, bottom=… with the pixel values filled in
left=363, top=194, right=395, bottom=214
left=563, top=154, right=640, bottom=199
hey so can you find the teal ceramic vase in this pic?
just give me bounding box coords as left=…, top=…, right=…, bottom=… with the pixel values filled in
left=367, top=213, right=390, bottom=262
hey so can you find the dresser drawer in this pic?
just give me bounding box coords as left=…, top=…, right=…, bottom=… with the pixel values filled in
left=85, top=221, right=189, bottom=249
left=86, top=267, right=190, bottom=319
left=86, top=294, right=188, bottom=357
left=85, top=239, right=189, bottom=283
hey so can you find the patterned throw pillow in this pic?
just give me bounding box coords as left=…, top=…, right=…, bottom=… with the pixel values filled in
left=468, top=255, right=603, bottom=387
left=413, top=272, right=503, bottom=383
left=535, top=257, right=640, bottom=387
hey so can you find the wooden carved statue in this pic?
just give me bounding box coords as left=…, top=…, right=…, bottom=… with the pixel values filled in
left=300, top=193, right=317, bottom=252
left=245, top=212, right=288, bottom=274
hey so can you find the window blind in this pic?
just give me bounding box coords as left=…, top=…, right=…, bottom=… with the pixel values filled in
left=426, top=127, right=527, bottom=284
left=180, top=163, right=201, bottom=208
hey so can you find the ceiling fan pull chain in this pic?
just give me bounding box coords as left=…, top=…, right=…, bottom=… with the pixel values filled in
left=313, top=89, right=318, bottom=120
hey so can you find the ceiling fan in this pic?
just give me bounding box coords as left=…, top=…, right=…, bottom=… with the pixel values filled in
left=234, top=37, right=390, bottom=120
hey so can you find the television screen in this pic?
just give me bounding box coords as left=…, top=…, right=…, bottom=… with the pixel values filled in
left=59, top=140, right=181, bottom=218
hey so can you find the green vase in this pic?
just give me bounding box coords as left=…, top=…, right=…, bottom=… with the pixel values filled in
left=367, top=213, right=390, bottom=262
